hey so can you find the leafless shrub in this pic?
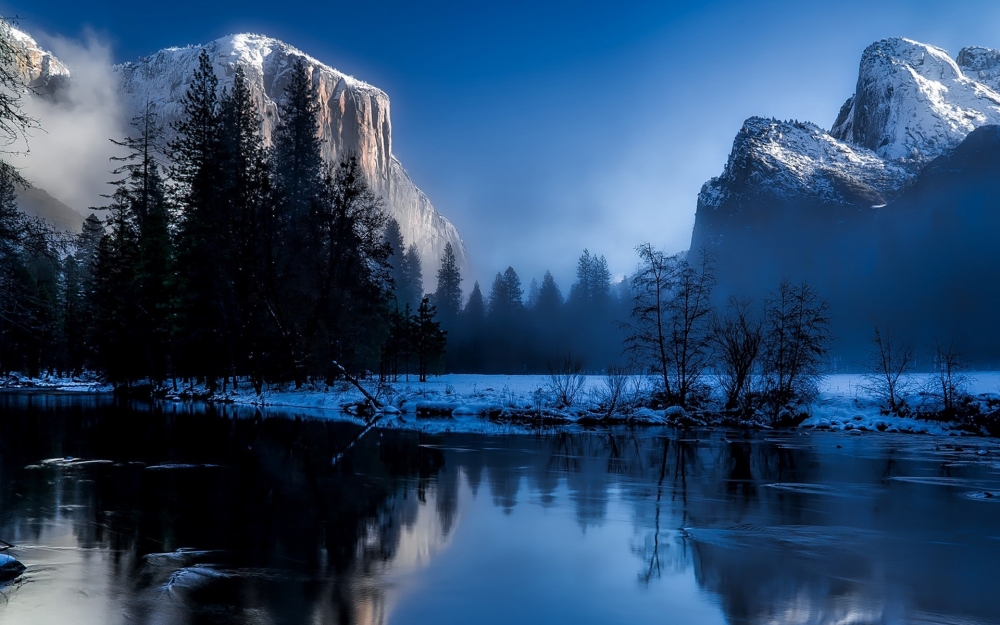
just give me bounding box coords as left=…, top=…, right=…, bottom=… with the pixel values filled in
left=593, top=365, right=630, bottom=417
left=860, top=323, right=914, bottom=414
left=546, top=352, right=586, bottom=408
left=928, top=339, right=971, bottom=419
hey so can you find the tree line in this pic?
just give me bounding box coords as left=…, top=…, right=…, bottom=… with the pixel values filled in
left=1, top=49, right=446, bottom=390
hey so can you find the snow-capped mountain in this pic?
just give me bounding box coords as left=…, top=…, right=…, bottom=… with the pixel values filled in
left=10, top=26, right=69, bottom=96
left=831, top=38, right=1000, bottom=163
left=698, top=117, right=912, bottom=212
left=690, top=36, right=1000, bottom=358
left=13, top=27, right=467, bottom=278
left=693, top=37, right=1000, bottom=249
left=115, top=34, right=467, bottom=278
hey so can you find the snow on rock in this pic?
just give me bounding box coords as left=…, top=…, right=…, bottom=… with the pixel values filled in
left=8, top=26, right=70, bottom=95
left=700, top=37, right=1000, bottom=214
left=831, top=38, right=1000, bottom=164
left=698, top=117, right=912, bottom=209
left=115, top=33, right=467, bottom=278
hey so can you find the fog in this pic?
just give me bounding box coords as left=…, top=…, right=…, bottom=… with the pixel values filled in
left=10, top=29, right=125, bottom=213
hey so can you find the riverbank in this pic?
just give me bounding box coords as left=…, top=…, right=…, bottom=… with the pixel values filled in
left=5, top=372, right=998, bottom=437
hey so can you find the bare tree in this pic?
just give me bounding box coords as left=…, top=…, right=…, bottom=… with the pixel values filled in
left=762, top=280, right=831, bottom=412
left=0, top=18, right=38, bottom=167
left=664, top=249, right=716, bottom=406
left=931, top=339, right=969, bottom=418
left=622, top=243, right=676, bottom=399
left=622, top=246, right=716, bottom=407
left=861, top=323, right=914, bottom=414
left=712, top=296, right=763, bottom=411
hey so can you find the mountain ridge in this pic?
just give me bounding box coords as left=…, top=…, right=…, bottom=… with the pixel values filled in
left=13, top=27, right=467, bottom=279
left=690, top=36, right=1000, bottom=358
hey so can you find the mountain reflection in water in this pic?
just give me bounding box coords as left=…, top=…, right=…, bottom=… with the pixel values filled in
left=1, top=393, right=999, bottom=625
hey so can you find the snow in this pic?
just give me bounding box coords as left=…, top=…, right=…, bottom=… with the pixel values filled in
left=173, top=371, right=1000, bottom=437
left=0, top=373, right=110, bottom=393
left=113, top=31, right=469, bottom=280
left=702, top=37, right=1000, bottom=212
left=701, top=117, right=913, bottom=208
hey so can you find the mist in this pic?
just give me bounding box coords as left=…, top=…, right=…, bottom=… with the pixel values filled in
left=10, top=30, right=125, bottom=214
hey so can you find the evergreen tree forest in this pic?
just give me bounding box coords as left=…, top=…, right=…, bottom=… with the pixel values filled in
left=0, top=40, right=644, bottom=386
left=0, top=51, right=452, bottom=389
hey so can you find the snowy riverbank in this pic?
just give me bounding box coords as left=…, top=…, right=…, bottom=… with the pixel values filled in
left=6, top=372, right=1000, bottom=437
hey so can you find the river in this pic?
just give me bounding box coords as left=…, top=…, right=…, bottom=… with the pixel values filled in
left=0, top=392, right=998, bottom=624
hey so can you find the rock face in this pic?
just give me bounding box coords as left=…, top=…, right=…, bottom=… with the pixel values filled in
left=9, top=26, right=69, bottom=96
left=691, top=37, right=1000, bottom=358
left=116, top=34, right=466, bottom=279
left=830, top=38, right=1000, bottom=163
left=10, top=27, right=467, bottom=280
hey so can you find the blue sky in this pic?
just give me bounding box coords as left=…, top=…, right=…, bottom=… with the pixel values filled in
left=9, top=0, right=1000, bottom=288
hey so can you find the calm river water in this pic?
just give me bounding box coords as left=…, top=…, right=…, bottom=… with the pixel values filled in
left=1, top=392, right=1000, bottom=624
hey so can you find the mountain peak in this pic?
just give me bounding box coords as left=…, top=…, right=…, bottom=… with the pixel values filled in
left=831, top=36, right=1000, bottom=163
left=115, top=31, right=466, bottom=277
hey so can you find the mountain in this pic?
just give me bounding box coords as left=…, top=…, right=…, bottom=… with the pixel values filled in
left=115, top=33, right=467, bottom=279
left=16, top=184, right=83, bottom=232
left=11, top=27, right=467, bottom=280
left=10, top=26, right=69, bottom=96
left=691, top=38, right=1000, bottom=359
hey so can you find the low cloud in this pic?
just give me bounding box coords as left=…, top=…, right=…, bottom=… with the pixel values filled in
left=11, top=29, right=126, bottom=213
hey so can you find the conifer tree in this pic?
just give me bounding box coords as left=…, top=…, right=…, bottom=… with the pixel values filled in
left=413, top=297, right=446, bottom=382
left=170, top=49, right=229, bottom=387
left=89, top=188, right=141, bottom=383
left=111, top=105, right=174, bottom=383
left=434, top=242, right=462, bottom=324
left=536, top=271, right=563, bottom=317
left=220, top=65, right=275, bottom=386
left=60, top=214, right=103, bottom=374
left=309, top=153, right=392, bottom=377
left=272, top=57, right=322, bottom=219
left=488, top=266, right=523, bottom=319
left=464, top=281, right=486, bottom=325
left=400, top=243, right=424, bottom=311
left=270, top=57, right=325, bottom=383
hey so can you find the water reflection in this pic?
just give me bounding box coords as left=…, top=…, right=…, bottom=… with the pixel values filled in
left=1, top=393, right=999, bottom=624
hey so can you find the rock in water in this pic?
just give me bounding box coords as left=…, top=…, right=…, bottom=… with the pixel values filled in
left=0, top=554, right=26, bottom=581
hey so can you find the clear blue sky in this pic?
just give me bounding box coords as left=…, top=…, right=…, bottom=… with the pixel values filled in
left=8, top=0, right=1000, bottom=288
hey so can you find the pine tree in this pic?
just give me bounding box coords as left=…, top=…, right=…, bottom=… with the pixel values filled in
left=88, top=187, right=142, bottom=384
left=434, top=242, right=462, bottom=325
left=110, top=105, right=174, bottom=383
left=169, top=49, right=229, bottom=387
left=570, top=249, right=611, bottom=307
left=536, top=271, right=563, bottom=317
left=220, top=65, right=276, bottom=387
left=464, top=281, right=486, bottom=324
left=270, top=57, right=325, bottom=384
left=400, top=243, right=423, bottom=311
left=308, top=153, right=392, bottom=378
left=488, top=266, right=523, bottom=319
left=272, top=57, right=322, bottom=219
left=384, top=217, right=405, bottom=297
left=413, top=297, right=446, bottom=382
left=60, top=215, right=103, bottom=375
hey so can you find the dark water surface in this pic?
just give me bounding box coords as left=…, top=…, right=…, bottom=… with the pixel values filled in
left=1, top=393, right=1000, bottom=624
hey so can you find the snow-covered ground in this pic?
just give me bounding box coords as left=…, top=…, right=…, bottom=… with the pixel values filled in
left=7, top=371, right=1000, bottom=437
left=0, top=373, right=110, bottom=392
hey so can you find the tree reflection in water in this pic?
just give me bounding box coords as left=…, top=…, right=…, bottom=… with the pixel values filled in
left=2, top=394, right=1000, bottom=625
